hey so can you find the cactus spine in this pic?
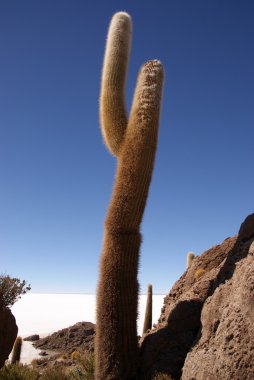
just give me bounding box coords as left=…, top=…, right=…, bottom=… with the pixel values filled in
left=187, top=251, right=195, bottom=268
left=95, top=12, right=164, bottom=380
left=11, top=336, right=22, bottom=364
left=143, top=284, right=153, bottom=334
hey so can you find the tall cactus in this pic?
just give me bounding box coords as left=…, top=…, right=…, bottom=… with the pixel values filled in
left=143, top=284, right=153, bottom=334
left=186, top=251, right=195, bottom=269
left=95, top=12, right=164, bottom=380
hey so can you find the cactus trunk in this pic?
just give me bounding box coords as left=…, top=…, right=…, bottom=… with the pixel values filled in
left=95, top=12, right=164, bottom=380
left=143, top=284, right=153, bottom=334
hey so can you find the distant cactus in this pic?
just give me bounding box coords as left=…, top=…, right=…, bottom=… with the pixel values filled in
left=95, top=11, right=164, bottom=380
left=11, top=336, right=22, bottom=364
left=143, top=284, right=153, bottom=334
left=186, top=251, right=195, bottom=268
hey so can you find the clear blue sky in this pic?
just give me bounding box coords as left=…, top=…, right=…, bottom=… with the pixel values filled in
left=0, top=1, right=253, bottom=294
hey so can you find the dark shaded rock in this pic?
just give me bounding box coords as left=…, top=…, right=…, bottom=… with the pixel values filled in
left=24, top=334, right=40, bottom=341
left=0, top=307, right=18, bottom=368
left=238, top=213, right=254, bottom=242
left=34, top=321, right=95, bottom=354
left=139, top=215, right=254, bottom=380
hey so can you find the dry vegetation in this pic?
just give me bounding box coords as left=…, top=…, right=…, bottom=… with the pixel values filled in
left=0, top=354, right=173, bottom=379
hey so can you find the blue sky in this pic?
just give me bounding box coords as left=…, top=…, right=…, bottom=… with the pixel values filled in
left=0, top=1, right=253, bottom=294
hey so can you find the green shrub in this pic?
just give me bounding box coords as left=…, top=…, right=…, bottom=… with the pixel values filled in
left=0, top=363, right=39, bottom=380
left=0, top=274, right=31, bottom=309
left=40, top=366, right=68, bottom=380
left=0, top=353, right=95, bottom=380
left=68, top=366, right=86, bottom=380
left=71, top=352, right=94, bottom=380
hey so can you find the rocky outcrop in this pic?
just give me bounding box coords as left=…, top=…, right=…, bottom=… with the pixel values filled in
left=0, top=307, right=18, bottom=367
left=238, top=213, right=254, bottom=242
left=24, top=334, right=40, bottom=342
left=182, top=244, right=254, bottom=379
left=34, top=321, right=95, bottom=354
left=139, top=214, right=254, bottom=380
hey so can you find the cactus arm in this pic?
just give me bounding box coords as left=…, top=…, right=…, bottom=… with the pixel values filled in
left=100, top=12, right=132, bottom=156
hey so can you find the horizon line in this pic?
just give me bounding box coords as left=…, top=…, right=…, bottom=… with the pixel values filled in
left=26, top=292, right=167, bottom=296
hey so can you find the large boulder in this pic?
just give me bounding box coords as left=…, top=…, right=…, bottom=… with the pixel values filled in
left=0, top=307, right=18, bottom=367
left=139, top=213, right=254, bottom=380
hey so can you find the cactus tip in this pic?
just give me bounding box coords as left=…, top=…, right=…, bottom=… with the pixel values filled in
left=111, top=11, right=132, bottom=29
left=142, top=60, right=164, bottom=80
left=113, top=11, right=132, bottom=20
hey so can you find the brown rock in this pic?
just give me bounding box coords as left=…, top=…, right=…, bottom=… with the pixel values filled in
left=139, top=235, right=237, bottom=380
left=24, top=334, right=40, bottom=341
left=39, top=351, right=48, bottom=356
left=34, top=321, right=95, bottom=354
left=139, top=215, right=254, bottom=380
left=238, top=213, right=254, bottom=242
left=0, top=307, right=18, bottom=368
left=182, top=241, right=254, bottom=380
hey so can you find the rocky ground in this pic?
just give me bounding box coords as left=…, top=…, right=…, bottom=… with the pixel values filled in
left=24, top=322, right=95, bottom=372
